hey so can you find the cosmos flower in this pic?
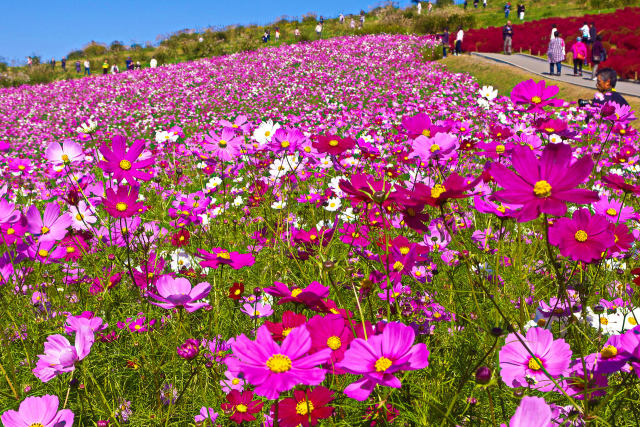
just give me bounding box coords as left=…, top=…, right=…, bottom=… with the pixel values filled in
left=99, top=135, right=153, bottom=182
left=490, top=144, right=598, bottom=222
left=197, top=247, right=255, bottom=270
left=148, top=275, right=211, bottom=312
left=45, top=139, right=85, bottom=167
left=227, top=325, right=331, bottom=399
left=337, top=322, right=430, bottom=401
left=203, top=127, right=244, bottom=161
left=102, top=185, right=144, bottom=218
left=25, top=202, right=72, bottom=243
left=313, top=135, right=356, bottom=155
left=220, top=390, right=264, bottom=424
left=194, top=407, right=218, bottom=425
left=510, top=79, right=563, bottom=113
left=548, top=209, right=615, bottom=263
left=502, top=396, right=552, bottom=427
left=33, top=328, right=95, bottom=382
left=276, top=387, right=335, bottom=427
left=1, top=395, right=74, bottom=427
left=307, top=313, right=354, bottom=374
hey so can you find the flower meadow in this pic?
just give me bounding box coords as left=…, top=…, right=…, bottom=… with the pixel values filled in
left=0, top=33, right=639, bottom=426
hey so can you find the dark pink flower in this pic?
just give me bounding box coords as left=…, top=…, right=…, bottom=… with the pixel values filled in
left=102, top=185, right=144, bottom=218
left=510, top=79, right=564, bottom=113
left=99, top=135, right=153, bottom=182
left=197, top=247, right=255, bottom=270
left=548, top=209, right=614, bottom=263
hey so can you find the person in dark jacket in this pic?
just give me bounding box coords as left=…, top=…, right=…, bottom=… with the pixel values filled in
left=591, top=35, right=605, bottom=80
left=439, top=28, right=450, bottom=58
left=589, top=22, right=597, bottom=45
left=592, top=68, right=628, bottom=106
left=503, top=21, right=513, bottom=55
left=61, top=57, right=66, bottom=71
left=126, top=57, right=133, bottom=71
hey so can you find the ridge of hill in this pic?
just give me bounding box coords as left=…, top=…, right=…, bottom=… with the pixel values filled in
left=1, top=0, right=636, bottom=87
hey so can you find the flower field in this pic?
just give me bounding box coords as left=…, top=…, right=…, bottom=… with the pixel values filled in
left=0, top=34, right=640, bottom=426
left=462, top=7, right=640, bottom=79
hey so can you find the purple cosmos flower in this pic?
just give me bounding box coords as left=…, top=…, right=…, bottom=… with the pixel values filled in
left=337, top=322, right=430, bottom=401
left=99, top=135, right=153, bottom=182
left=1, top=394, right=74, bottom=427
left=0, top=199, right=20, bottom=224
left=561, top=354, right=608, bottom=400
left=25, top=203, right=72, bottom=243
left=263, top=281, right=329, bottom=307
left=490, top=144, right=598, bottom=222
left=202, top=127, right=244, bottom=161
left=33, top=328, right=95, bottom=382
left=499, top=327, right=572, bottom=392
left=148, top=275, right=210, bottom=312
left=194, top=407, right=218, bottom=424
left=548, top=209, right=615, bottom=263
left=197, top=247, right=255, bottom=270
left=409, top=132, right=459, bottom=162
left=502, top=396, right=552, bottom=427
left=227, top=325, right=331, bottom=399
left=45, top=139, right=84, bottom=167
left=510, top=79, right=564, bottom=113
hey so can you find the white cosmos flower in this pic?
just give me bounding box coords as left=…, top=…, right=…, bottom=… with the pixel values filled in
left=325, top=197, right=342, bottom=212
left=318, top=156, right=333, bottom=169
left=155, top=130, right=179, bottom=143
left=271, top=200, right=287, bottom=210
left=479, top=85, right=498, bottom=101
left=170, top=250, right=192, bottom=271
left=233, top=196, right=244, bottom=207
left=253, top=120, right=281, bottom=145
left=548, top=134, right=563, bottom=144
left=76, top=119, right=98, bottom=134
left=206, top=177, right=223, bottom=191
left=340, top=207, right=357, bottom=223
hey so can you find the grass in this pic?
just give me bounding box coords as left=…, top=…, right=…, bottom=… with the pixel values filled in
left=439, top=54, right=640, bottom=127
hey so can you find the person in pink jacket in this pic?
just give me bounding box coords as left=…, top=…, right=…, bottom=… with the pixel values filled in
left=571, top=36, right=588, bottom=77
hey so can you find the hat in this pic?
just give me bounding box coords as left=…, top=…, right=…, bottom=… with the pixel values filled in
left=576, top=36, right=582, bottom=41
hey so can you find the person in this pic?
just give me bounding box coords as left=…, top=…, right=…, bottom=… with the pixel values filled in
left=134, top=61, right=141, bottom=70
left=339, top=13, right=345, bottom=24
left=294, top=27, right=301, bottom=38
left=315, top=22, right=322, bottom=38
left=464, top=0, right=468, bottom=10
left=262, top=30, right=269, bottom=43
left=592, top=68, right=628, bottom=106
left=518, top=3, right=525, bottom=20
left=417, top=1, right=422, bottom=14
left=266, top=29, right=271, bottom=42
left=474, top=0, right=479, bottom=8
left=591, top=35, right=606, bottom=80
left=483, top=0, right=487, bottom=7
left=504, top=2, right=511, bottom=18
left=550, top=24, right=557, bottom=40
left=359, top=11, right=365, bottom=29
left=150, top=57, right=158, bottom=68
left=503, top=21, right=513, bottom=55
left=350, top=18, right=356, bottom=29
left=580, top=21, right=590, bottom=43
left=83, top=59, right=90, bottom=75
left=110, top=63, right=119, bottom=74
left=439, top=27, right=450, bottom=58
left=27, top=57, right=32, bottom=67
left=319, top=16, right=324, bottom=24
left=547, top=31, right=565, bottom=76
left=428, top=1, right=433, bottom=13
left=61, top=57, right=66, bottom=71
left=570, top=37, right=587, bottom=76
left=589, top=22, right=597, bottom=45
left=102, top=59, right=109, bottom=75
left=75, top=60, right=81, bottom=74
left=275, top=27, right=280, bottom=41
left=50, top=58, right=56, bottom=70
left=126, top=57, right=133, bottom=71
left=455, top=26, right=464, bottom=56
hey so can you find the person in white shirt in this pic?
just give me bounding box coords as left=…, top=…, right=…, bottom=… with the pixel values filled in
left=150, top=57, right=157, bottom=68
left=110, top=64, right=119, bottom=74
left=315, top=23, right=322, bottom=38
left=83, top=60, right=90, bottom=75
left=339, top=13, right=344, bottom=24
left=550, top=24, right=557, bottom=40
left=455, top=26, right=464, bottom=56
left=417, top=2, right=422, bottom=14
left=580, top=22, right=590, bottom=41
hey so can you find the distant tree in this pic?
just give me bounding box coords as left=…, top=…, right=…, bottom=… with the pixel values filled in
left=110, top=40, right=125, bottom=51
left=83, top=42, right=107, bottom=57
left=67, top=50, right=84, bottom=60
left=130, top=43, right=143, bottom=51
left=30, top=54, right=41, bottom=65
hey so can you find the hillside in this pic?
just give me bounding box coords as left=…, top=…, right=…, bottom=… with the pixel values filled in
left=1, top=0, right=636, bottom=87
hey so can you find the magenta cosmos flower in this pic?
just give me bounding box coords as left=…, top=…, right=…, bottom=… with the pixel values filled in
left=33, top=328, right=95, bottom=382
left=337, top=322, right=430, bottom=401
left=307, top=313, right=354, bottom=374
left=409, top=132, right=459, bottom=162
left=490, top=144, right=598, bottom=222
left=510, top=79, right=564, bottom=113
left=227, top=325, right=331, bottom=399
left=25, top=203, right=72, bottom=243
left=45, top=139, right=84, bottom=167
left=502, top=396, right=552, bottom=427
left=548, top=209, right=615, bottom=263
left=263, top=281, right=329, bottom=307
left=148, top=275, right=211, bottom=312
left=1, top=394, right=74, bottom=427
left=202, top=128, right=244, bottom=161
left=499, top=327, right=572, bottom=392
left=102, top=185, right=144, bottom=218
left=197, top=247, right=255, bottom=270
left=99, top=135, right=153, bottom=182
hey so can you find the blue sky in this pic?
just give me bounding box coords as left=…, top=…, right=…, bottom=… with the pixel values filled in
left=0, top=0, right=437, bottom=64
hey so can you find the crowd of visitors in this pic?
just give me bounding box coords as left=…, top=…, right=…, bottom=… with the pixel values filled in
left=35, top=56, right=150, bottom=76
left=543, top=22, right=606, bottom=79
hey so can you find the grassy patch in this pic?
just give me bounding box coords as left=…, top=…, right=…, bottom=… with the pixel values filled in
left=439, top=54, right=640, bottom=127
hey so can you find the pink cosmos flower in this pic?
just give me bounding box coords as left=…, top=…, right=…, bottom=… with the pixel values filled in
left=0, top=199, right=20, bottom=224
left=241, top=302, right=274, bottom=319
left=197, top=247, right=255, bottom=270
left=490, top=144, right=598, bottom=222
left=501, top=396, right=552, bottom=427
left=401, top=112, right=448, bottom=138
left=337, top=322, right=430, bottom=401
left=227, top=325, right=331, bottom=399
left=25, top=203, right=72, bottom=243
left=510, top=79, right=564, bottom=113
left=620, top=326, right=640, bottom=378
left=499, top=327, right=572, bottom=392
left=102, top=185, right=144, bottom=218
left=202, top=128, right=244, bottom=161
left=307, top=313, right=354, bottom=374
left=45, top=139, right=84, bottom=167
left=194, top=407, right=218, bottom=424
left=33, top=328, right=95, bottom=382
left=548, top=209, right=615, bottom=263
left=593, top=195, right=635, bottom=223
left=409, top=133, right=459, bottom=162
left=148, top=275, right=211, bottom=312
left=99, top=135, right=153, bottom=182
left=1, top=394, right=74, bottom=427
left=263, top=281, right=329, bottom=308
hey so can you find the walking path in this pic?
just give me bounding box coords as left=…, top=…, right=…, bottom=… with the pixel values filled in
left=471, top=52, right=640, bottom=98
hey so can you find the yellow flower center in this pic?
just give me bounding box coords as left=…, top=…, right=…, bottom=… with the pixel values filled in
left=327, top=336, right=341, bottom=350
left=29, top=424, right=45, bottom=427
left=119, top=159, right=132, bottom=170
left=218, top=140, right=228, bottom=148
left=531, top=96, right=542, bottom=104
left=116, top=202, right=128, bottom=212
left=309, top=234, right=317, bottom=240
left=431, top=184, right=446, bottom=199
left=620, top=129, right=626, bottom=135
left=66, top=246, right=76, bottom=253
left=528, top=357, right=543, bottom=370
left=606, top=208, right=617, bottom=216
left=329, top=139, right=339, bottom=147
left=76, top=213, right=84, bottom=220
left=217, top=251, right=231, bottom=259
left=281, top=140, right=290, bottom=148
left=600, top=345, right=618, bottom=359
left=236, top=404, right=248, bottom=413
left=291, top=288, right=303, bottom=298
left=574, top=230, right=588, bottom=242
left=399, top=246, right=410, bottom=255
left=62, top=154, right=70, bottom=163
left=429, top=144, right=440, bottom=153
left=295, top=400, right=315, bottom=416
left=533, top=180, right=552, bottom=197
left=264, top=131, right=271, bottom=137
left=629, top=318, right=637, bottom=325
left=231, top=378, right=240, bottom=385
left=600, top=317, right=609, bottom=325
left=18, top=165, right=25, bottom=170
left=496, top=205, right=506, bottom=213
left=421, top=129, right=431, bottom=137
left=7, top=228, right=15, bottom=235
left=544, top=127, right=555, bottom=133
left=282, top=328, right=293, bottom=337
left=304, top=146, right=311, bottom=153
left=38, top=249, right=49, bottom=257
left=266, top=354, right=292, bottom=373
left=393, top=261, right=404, bottom=271
left=41, top=226, right=50, bottom=234
left=375, top=357, right=393, bottom=372
left=134, top=324, right=142, bottom=330
left=496, top=144, right=505, bottom=154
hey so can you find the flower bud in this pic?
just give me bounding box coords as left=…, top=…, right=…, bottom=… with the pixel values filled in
left=177, top=339, right=200, bottom=360
left=475, top=366, right=492, bottom=384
